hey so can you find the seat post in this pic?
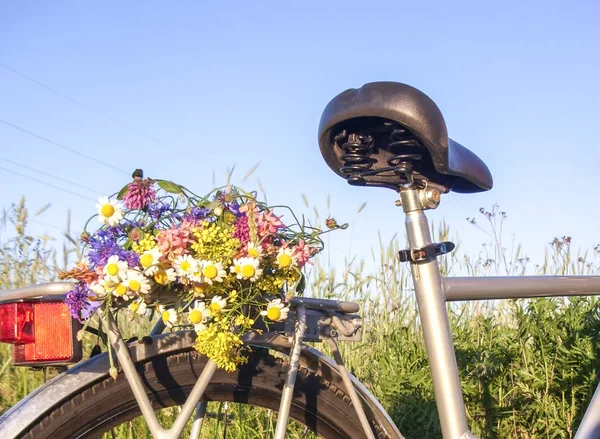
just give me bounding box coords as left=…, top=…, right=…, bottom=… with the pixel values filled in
left=399, top=184, right=476, bottom=439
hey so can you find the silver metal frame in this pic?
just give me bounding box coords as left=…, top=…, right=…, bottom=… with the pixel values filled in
left=398, top=184, right=600, bottom=439
left=3, top=182, right=600, bottom=437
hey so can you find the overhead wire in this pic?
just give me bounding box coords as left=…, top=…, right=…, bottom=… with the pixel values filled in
left=0, top=156, right=98, bottom=193
left=0, top=118, right=128, bottom=175
left=0, top=61, right=195, bottom=159
left=0, top=164, right=96, bottom=202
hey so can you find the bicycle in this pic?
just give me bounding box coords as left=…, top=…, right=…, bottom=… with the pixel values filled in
left=1, top=81, right=600, bottom=439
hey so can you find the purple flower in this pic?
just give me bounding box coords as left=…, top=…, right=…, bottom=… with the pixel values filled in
left=148, top=201, right=171, bottom=219
left=86, top=230, right=138, bottom=269
left=184, top=207, right=210, bottom=223
left=227, top=202, right=241, bottom=215
left=65, top=282, right=91, bottom=321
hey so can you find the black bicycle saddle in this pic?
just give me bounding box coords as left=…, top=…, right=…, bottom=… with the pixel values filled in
left=318, top=82, right=493, bottom=193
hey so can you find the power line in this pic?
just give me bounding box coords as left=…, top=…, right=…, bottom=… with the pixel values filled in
left=0, top=61, right=194, bottom=159
left=0, top=156, right=98, bottom=193
left=0, top=118, right=128, bottom=175
left=0, top=164, right=96, bottom=202
left=31, top=219, right=68, bottom=233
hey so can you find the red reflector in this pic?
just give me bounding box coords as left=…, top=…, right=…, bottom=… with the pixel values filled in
left=0, top=301, right=83, bottom=366
left=0, top=303, right=34, bottom=343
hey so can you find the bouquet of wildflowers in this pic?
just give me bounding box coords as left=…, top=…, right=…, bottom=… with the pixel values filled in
left=60, top=171, right=340, bottom=372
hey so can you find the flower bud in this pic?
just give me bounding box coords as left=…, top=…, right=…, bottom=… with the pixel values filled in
left=80, top=231, right=91, bottom=243
left=109, top=367, right=118, bottom=380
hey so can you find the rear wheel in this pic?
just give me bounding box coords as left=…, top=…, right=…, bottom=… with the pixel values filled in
left=21, top=348, right=388, bottom=438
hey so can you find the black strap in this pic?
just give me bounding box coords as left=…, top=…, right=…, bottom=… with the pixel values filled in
left=398, top=241, right=455, bottom=263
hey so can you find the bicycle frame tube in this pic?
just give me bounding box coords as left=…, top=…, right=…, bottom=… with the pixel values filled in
left=400, top=187, right=475, bottom=439
left=441, top=276, right=600, bottom=438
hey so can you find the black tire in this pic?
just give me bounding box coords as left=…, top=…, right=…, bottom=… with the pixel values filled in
left=20, top=348, right=385, bottom=439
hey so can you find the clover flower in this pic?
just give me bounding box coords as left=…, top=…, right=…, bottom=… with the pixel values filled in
left=123, top=178, right=156, bottom=210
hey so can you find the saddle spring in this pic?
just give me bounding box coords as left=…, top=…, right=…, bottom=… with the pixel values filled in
left=335, top=130, right=375, bottom=186
left=335, top=126, right=425, bottom=188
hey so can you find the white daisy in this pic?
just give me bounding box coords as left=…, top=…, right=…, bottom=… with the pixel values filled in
left=112, top=281, right=130, bottom=301
left=103, top=255, right=128, bottom=282
left=230, top=257, right=262, bottom=282
left=209, top=295, right=228, bottom=315
left=188, top=301, right=210, bottom=332
left=246, top=242, right=263, bottom=259
left=139, top=247, right=162, bottom=275
left=128, top=299, right=148, bottom=317
left=98, top=277, right=117, bottom=293
left=174, top=254, right=198, bottom=278
left=96, top=196, right=124, bottom=226
left=200, top=260, right=227, bottom=285
left=124, top=269, right=152, bottom=296
left=159, top=306, right=178, bottom=328
left=260, top=299, right=290, bottom=322
left=276, top=248, right=297, bottom=269
left=153, top=268, right=176, bottom=285
left=89, top=281, right=107, bottom=299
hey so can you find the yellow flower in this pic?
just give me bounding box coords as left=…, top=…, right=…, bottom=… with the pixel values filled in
left=132, top=235, right=157, bottom=254
left=191, top=222, right=240, bottom=262
left=194, top=324, right=248, bottom=372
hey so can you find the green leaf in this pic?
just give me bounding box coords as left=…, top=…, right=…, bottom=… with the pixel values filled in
left=156, top=180, right=183, bottom=194
left=116, top=184, right=130, bottom=200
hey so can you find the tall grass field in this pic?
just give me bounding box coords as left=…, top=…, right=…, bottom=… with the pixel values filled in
left=1, top=199, right=600, bottom=438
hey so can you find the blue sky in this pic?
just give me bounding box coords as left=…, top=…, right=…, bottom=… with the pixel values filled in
left=1, top=1, right=599, bottom=274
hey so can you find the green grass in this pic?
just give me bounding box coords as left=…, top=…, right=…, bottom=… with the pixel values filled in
left=2, top=200, right=600, bottom=438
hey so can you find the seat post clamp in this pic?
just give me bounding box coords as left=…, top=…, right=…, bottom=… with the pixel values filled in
left=398, top=241, right=455, bottom=263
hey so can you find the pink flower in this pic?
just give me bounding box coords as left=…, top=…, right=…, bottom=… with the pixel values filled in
left=257, top=210, right=285, bottom=237
left=233, top=215, right=250, bottom=242
left=292, top=240, right=317, bottom=268
left=239, top=201, right=257, bottom=217
left=157, top=225, right=191, bottom=261
left=123, top=178, right=157, bottom=210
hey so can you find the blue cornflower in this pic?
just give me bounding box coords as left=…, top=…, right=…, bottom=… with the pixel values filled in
left=148, top=201, right=172, bottom=219
left=65, top=282, right=91, bottom=321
